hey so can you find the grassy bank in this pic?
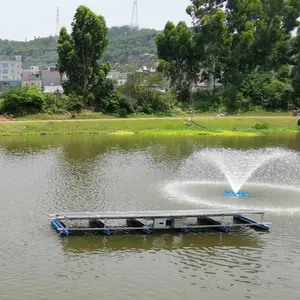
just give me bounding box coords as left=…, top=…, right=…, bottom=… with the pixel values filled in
left=0, top=117, right=298, bottom=136
left=14, top=110, right=294, bottom=121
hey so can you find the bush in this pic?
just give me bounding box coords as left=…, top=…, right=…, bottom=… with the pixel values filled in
left=100, top=95, right=122, bottom=113
left=0, top=87, right=46, bottom=116
left=65, top=93, right=85, bottom=113
left=193, top=90, right=223, bottom=112
left=115, top=108, right=128, bottom=118
left=253, top=123, right=269, bottom=130
left=263, top=79, right=293, bottom=110
left=216, top=71, right=294, bottom=112
left=43, top=93, right=67, bottom=114
left=114, top=85, right=175, bottom=115
left=135, top=88, right=174, bottom=114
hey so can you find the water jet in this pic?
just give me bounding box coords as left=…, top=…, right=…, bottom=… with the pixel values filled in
left=162, top=147, right=300, bottom=215
left=189, top=148, right=290, bottom=196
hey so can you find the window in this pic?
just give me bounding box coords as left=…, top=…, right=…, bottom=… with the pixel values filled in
left=11, top=64, right=15, bottom=67
left=11, top=70, right=14, bottom=74
left=3, top=76, right=8, bottom=79
left=2, top=69, right=8, bottom=74
left=2, top=63, right=8, bottom=68
left=17, top=65, right=20, bottom=68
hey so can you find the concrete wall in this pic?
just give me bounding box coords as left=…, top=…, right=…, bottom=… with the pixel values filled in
left=0, top=81, right=21, bottom=92
left=41, top=70, right=61, bottom=86
left=22, top=80, right=42, bottom=89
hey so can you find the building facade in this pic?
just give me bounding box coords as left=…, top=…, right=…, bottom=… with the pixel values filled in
left=40, top=67, right=64, bottom=93
left=22, top=66, right=42, bottom=90
left=41, top=67, right=62, bottom=86
left=0, top=56, right=22, bottom=81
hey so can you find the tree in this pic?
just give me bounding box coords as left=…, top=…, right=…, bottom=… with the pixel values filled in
left=290, top=31, right=300, bottom=107
left=156, top=0, right=300, bottom=111
left=57, top=5, right=110, bottom=104
left=187, top=1, right=232, bottom=93
left=155, top=21, right=198, bottom=95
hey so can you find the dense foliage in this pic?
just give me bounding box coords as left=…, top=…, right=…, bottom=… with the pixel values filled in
left=0, top=78, right=173, bottom=117
left=0, top=27, right=158, bottom=70
left=2, top=1, right=300, bottom=117
left=0, top=87, right=66, bottom=116
left=57, top=5, right=111, bottom=104
left=0, top=6, right=171, bottom=118
left=156, top=0, right=300, bottom=112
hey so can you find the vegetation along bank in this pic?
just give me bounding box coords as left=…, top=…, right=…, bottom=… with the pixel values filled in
left=0, top=117, right=298, bottom=137
left=1, top=2, right=300, bottom=124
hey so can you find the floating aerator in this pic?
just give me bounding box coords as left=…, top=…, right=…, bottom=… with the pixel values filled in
left=224, top=191, right=248, bottom=197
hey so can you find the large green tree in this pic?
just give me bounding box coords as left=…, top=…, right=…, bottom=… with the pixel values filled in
left=155, top=21, right=198, bottom=94
left=290, top=30, right=300, bottom=107
left=158, top=0, right=300, bottom=111
left=57, top=5, right=110, bottom=104
left=188, top=0, right=300, bottom=80
left=187, top=1, right=231, bottom=93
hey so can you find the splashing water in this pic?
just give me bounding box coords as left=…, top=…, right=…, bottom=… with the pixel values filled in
left=186, top=148, right=290, bottom=194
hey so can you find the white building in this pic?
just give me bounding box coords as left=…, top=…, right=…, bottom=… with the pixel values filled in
left=0, top=55, right=23, bottom=81
left=137, top=66, right=157, bottom=75
left=44, top=85, right=63, bottom=93
left=107, top=70, right=121, bottom=80
left=107, top=70, right=128, bottom=85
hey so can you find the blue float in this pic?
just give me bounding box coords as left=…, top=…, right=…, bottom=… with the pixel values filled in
left=141, top=228, right=152, bottom=234
left=233, top=215, right=270, bottom=231
left=224, top=191, right=248, bottom=197
left=51, top=219, right=71, bottom=236
left=180, top=227, right=191, bottom=233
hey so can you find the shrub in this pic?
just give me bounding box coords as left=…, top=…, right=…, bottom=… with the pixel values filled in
left=115, top=108, right=128, bottom=118
left=65, top=93, right=85, bottom=113
left=0, top=87, right=46, bottom=116
left=43, top=93, right=67, bottom=114
left=253, top=123, right=269, bottom=130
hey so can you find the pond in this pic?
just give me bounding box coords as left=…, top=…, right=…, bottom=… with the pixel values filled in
left=0, top=133, right=300, bottom=300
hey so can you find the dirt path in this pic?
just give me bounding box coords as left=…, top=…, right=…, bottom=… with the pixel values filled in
left=0, top=115, right=296, bottom=124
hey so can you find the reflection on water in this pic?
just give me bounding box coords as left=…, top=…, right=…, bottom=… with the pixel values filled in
left=0, top=133, right=300, bottom=300
left=0, top=133, right=300, bottom=161
left=61, top=232, right=262, bottom=253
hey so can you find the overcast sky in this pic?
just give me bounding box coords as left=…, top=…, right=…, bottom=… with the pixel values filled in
left=1, top=0, right=192, bottom=41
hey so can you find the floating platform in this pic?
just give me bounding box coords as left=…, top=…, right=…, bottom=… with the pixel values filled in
left=49, top=208, right=271, bottom=236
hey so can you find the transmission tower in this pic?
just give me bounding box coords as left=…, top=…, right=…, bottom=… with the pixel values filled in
left=131, top=0, right=139, bottom=29
left=56, top=7, right=60, bottom=36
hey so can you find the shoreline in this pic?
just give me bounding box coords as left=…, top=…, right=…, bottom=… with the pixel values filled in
left=0, top=117, right=298, bottom=137
left=0, top=115, right=298, bottom=124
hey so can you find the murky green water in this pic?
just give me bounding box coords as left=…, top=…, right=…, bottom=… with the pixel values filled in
left=0, top=133, right=300, bottom=300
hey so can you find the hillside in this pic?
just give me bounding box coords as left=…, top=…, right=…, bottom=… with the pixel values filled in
left=0, top=26, right=159, bottom=70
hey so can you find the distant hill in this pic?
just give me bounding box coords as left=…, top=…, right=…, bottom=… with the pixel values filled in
left=0, top=26, right=159, bottom=71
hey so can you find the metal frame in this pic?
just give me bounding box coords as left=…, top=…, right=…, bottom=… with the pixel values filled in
left=49, top=208, right=270, bottom=234
left=49, top=209, right=265, bottom=221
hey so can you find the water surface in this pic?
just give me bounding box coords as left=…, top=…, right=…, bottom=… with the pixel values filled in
left=0, top=133, right=300, bottom=300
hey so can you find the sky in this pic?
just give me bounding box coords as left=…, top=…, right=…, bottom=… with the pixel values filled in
left=0, top=0, right=192, bottom=41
